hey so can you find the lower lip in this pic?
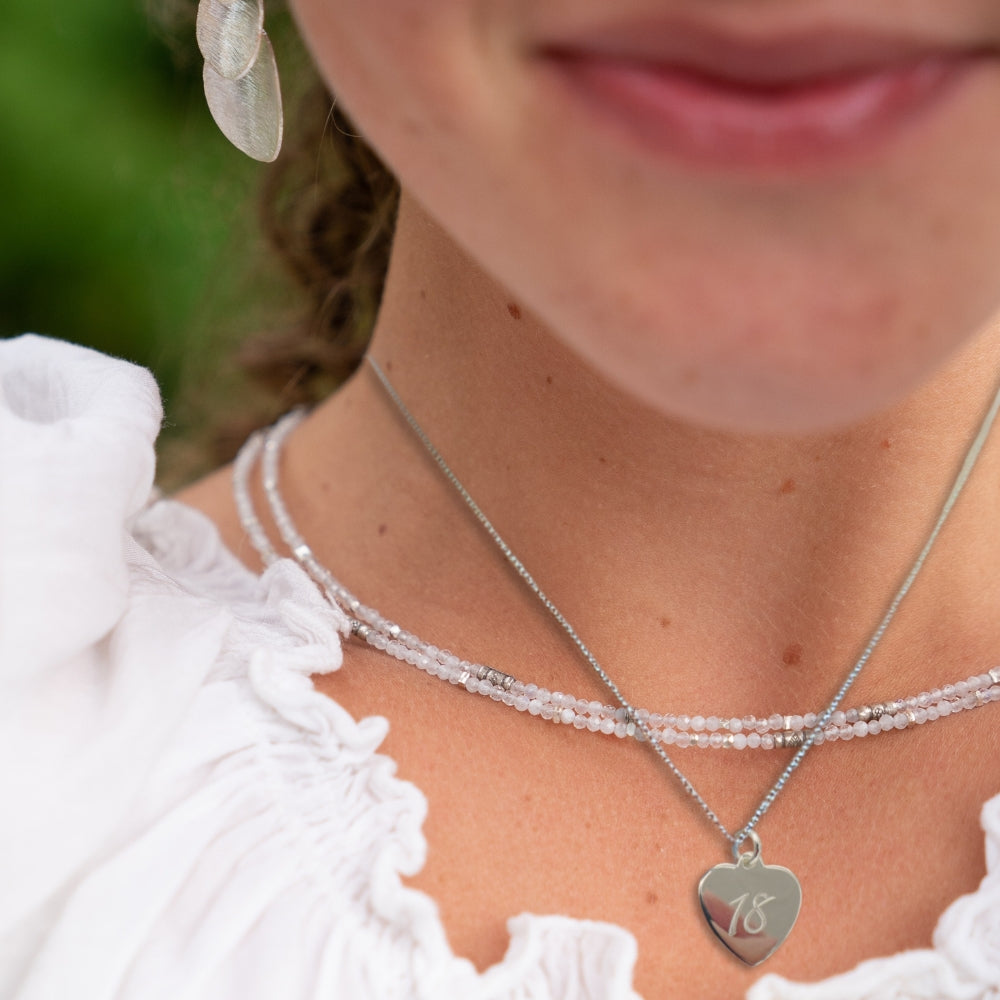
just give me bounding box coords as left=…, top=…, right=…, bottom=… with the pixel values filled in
left=543, top=51, right=980, bottom=171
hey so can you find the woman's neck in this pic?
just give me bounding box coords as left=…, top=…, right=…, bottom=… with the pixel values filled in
left=291, top=194, right=1000, bottom=713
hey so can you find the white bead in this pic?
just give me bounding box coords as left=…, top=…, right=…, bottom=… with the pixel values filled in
left=747, top=732, right=761, bottom=749
left=515, top=696, right=529, bottom=712
left=587, top=717, right=601, bottom=732
left=528, top=699, right=542, bottom=716
left=832, top=711, right=846, bottom=726
left=600, top=718, right=616, bottom=735
left=853, top=721, right=868, bottom=738
left=892, top=712, right=909, bottom=730
left=676, top=732, right=691, bottom=748
left=696, top=733, right=710, bottom=748
left=867, top=720, right=881, bottom=735
left=728, top=718, right=743, bottom=733
left=709, top=732, right=724, bottom=748
left=614, top=722, right=628, bottom=738
left=691, top=716, right=706, bottom=732
left=879, top=715, right=895, bottom=732
left=560, top=708, right=575, bottom=725
left=706, top=716, right=720, bottom=732
left=733, top=733, right=748, bottom=750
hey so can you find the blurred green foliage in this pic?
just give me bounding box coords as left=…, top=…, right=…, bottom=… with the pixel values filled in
left=0, top=0, right=271, bottom=409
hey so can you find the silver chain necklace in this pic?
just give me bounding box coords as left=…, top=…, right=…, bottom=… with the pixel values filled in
left=235, top=356, right=1000, bottom=965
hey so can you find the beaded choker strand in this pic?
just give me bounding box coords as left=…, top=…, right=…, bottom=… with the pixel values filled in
left=232, top=359, right=1000, bottom=966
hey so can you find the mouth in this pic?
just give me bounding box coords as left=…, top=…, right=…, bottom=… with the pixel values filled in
left=535, top=22, right=996, bottom=172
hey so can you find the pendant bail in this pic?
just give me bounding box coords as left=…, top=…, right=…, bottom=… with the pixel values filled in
left=732, top=829, right=762, bottom=865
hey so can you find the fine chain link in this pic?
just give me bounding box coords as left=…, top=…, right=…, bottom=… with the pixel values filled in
left=366, top=356, right=1000, bottom=852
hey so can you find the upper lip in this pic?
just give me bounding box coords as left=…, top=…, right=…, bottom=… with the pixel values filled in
left=537, top=20, right=995, bottom=86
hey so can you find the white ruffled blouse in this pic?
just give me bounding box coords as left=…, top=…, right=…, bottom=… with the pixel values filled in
left=1, top=334, right=999, bottom=1000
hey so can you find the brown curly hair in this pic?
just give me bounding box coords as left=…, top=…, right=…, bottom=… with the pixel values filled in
left=151, top=0, right=399, bottom=480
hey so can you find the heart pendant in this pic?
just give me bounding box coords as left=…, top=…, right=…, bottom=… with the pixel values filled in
left=698, top=834, right=801, bottom=966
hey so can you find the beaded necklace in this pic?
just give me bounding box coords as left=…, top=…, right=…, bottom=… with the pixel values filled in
left=232, top=358, right=1000, bottom=965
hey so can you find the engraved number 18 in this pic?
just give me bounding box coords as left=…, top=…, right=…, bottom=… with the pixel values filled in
left=728, top=891, right=776, bottom=936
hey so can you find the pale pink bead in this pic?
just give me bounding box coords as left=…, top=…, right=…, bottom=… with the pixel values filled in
left=761, top=734, right=775, bottom=750
left=839, top=724, right=853, bottom=741
left=788, top=715, right=804, bottom=731
left=832, top=711, right=847, bottom=726
left=691, top=716, right=706, bottom=732
left=676, top=714, right=691, bottom=730
left=540, top=705, right=555, bottom=720
left=528, top=699, right=543, bottom=716
left=867, top=720, right=881, bottom=735
left=586, top=717, right=601, bottom=732
left=706, top=716, right=721, bottom=732
left=728, top=718, right=743, bottom=733
left=845, top=709, right=858, bottom=724
left=853, top=721, right=868, bottom=738
left=733, top=733, right=748, bottom=750
left=676, top=733, right=691, bottom=748
left=661, top=729, right=677, bottom=745
left=804, top=713, right=818, bottom=728
left=614, top=722, right=628, bottom=738
left=599, top=717, right=616, bottom=735
left=768, top=714, right=783, bottom=731
left=879, top=715, right=895, bottom=732
left=914, top=708, right=928, bottom=724
left=587, top=700, right=603, bottom=716
left=747, top=732, right=761, bottom=749
left=696, top=733, right=710, bottom=748
left=893, top=712, right=909, bottom=730
left=927, top=706, right=940, bottom=721
left=709, top=732, right=724, bottom=748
